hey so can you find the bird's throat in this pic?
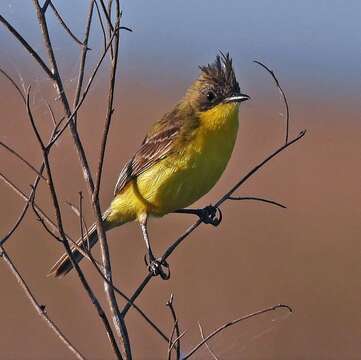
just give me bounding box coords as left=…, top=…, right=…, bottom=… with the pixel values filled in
left=199, top=102, right=240, bottom=132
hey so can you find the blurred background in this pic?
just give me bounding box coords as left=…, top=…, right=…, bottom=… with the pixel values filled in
left=1, top=1, right=361, bottom=359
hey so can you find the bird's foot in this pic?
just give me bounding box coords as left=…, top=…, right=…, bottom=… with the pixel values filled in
left=197, top=205, right=222, bottom=226
left=144, top=253, right=170, bottom=280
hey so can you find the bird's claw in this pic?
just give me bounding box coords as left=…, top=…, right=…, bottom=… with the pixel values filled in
left=149, top=258, right=170, bottom=280
left=198, top=205, right=222, bottom=226
left=144, top=254, right=170, bottom=280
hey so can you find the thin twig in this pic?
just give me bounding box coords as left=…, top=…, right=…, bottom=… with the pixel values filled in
left=47, top=25, right=120, bottom=148
left=26, top=86, right=46, bottom=150
left=166, top=294, right=181, bottom=360
left=0, top=172, right=53, bottom=225
left=0, top=165, right=43, bottom=246
left=49, top=1, right=90, bottom=49
left=183, top=304, right=292, bottom=359
left=32, top=194, right=62, bottom=243
left=254, top=60, right=290, bottom=145
left=227, top=196, right=286, bottom=209
left=198, top=322, right=218, bottom=360
left=41, top=0, right=51, bottom=13
left=91, top=1, right=132, bottom=357
left=98, top=0, right=114, bottom=31
left=94, top=10, right=118, bottom=198
left=78, top=192, right=86, bottom=242
left=167, top=320, right=179, bottom=360
left=107, top=0, right=114, bottom=59
left=72, top=0, right=95, bottom=128
left=0, top=142, right=47, bottom=180
left=0, top=67, right=26, bottom=103
left=0, top=15, right=54, bottom=79
left=66, top=201, right=81, bottom=217
left=0, top=172, right=98, bottom=263
left=45, top=102, right=58, bottom=128
left=94, top=0, right=107, bottom=52
left=168, top=331, right=188, bottom=355
left=214, top=131, right=306, bottom=208
left=0, top=247, right=86, bottom=360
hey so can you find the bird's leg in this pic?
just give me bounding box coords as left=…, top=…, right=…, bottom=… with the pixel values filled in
left=174, top=205, right=222, bottom=226
left=140, top=216, right=155, bottom=263
left=139, top=215, right=170, bottom=280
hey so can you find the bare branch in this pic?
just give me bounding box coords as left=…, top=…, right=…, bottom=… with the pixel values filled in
left=26, top=86, right=46, bottom=150
left=66, top=201, right=81, bottom=218
left=98, top=0, right=115, bottom=31
left=167, top=331, right=188, bottom=356
left=0, top=247, right=86, bottom=360
left=227, top=196, right=286, bottom=209
left=41, top=0, right=51, bottom=13
left=72, top=0, right=95, bottom=128
left=94, top=12, right=119, bottom=197
left=0, top=141, right=47, bottom=180
left=0, top=67, right=26, bottom=103
left=0, top=165, right=43, bottom=246
left=183, top=304, right=293, bottom=359
left=94, top=0, right=107, bottom=52
left=214, top=130, right=306, bottom=208
left=32, top=195, right=63, bottom=243
left=254, top=60, right=290, bottom=145
left=166, top=294, right=181, bottom=360
left=0, top=172, right=96, bottom=263
left=0, top=15, right=54, bottom=79
left=107, top=0, right=114, bottom=59
left=47, top=25, right=120, bottom=148
left=91, top=2, right=132, bottom=357
left=49, top=1, right=91, bottom=49
left=45, top=102, right=59, bottom=128
left=167, top=320, right=179, bottom=360
left=0, top=172, right=51, bottom=221
left=198, top=322, right=218, bottom=360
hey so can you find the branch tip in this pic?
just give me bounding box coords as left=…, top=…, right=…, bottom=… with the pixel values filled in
left=253, top=59, right=290, bottom=144
left=275, top=303, right=293, bottom=313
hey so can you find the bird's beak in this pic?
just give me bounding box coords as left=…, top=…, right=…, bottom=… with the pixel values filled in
left=224, top=93, right=250, bottom=103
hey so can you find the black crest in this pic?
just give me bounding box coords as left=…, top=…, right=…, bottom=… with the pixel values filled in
left=199, top=52, right=240, bottom=99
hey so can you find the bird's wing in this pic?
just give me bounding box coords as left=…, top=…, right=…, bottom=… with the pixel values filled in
left=114, top=115, right=181, bottom=195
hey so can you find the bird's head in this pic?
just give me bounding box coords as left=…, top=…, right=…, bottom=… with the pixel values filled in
left=183, top=52, right=250, bottom=115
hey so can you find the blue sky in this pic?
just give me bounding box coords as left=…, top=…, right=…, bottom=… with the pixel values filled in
left=1, top=1, right=360, bottom=99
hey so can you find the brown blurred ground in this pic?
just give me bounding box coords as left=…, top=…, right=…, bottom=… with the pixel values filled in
left=0, top=73, right=360, bottom=360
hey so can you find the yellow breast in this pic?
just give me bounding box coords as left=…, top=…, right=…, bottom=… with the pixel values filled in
left=138, top=102, right=239, bottom=215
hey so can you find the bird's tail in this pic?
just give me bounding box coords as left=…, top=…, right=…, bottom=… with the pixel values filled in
left=48, top=210, right=112, bottom=278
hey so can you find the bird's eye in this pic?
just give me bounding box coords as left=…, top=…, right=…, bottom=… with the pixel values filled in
left=206, top=91, right=216, bottom=102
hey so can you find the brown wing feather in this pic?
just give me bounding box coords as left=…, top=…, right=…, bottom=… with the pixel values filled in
left=114, top=125, right=179, bottom=195
left=113, top=103, right=199, bottom=195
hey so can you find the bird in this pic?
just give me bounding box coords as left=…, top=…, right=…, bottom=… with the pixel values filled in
left=48, top=52, right=250, bottom=278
